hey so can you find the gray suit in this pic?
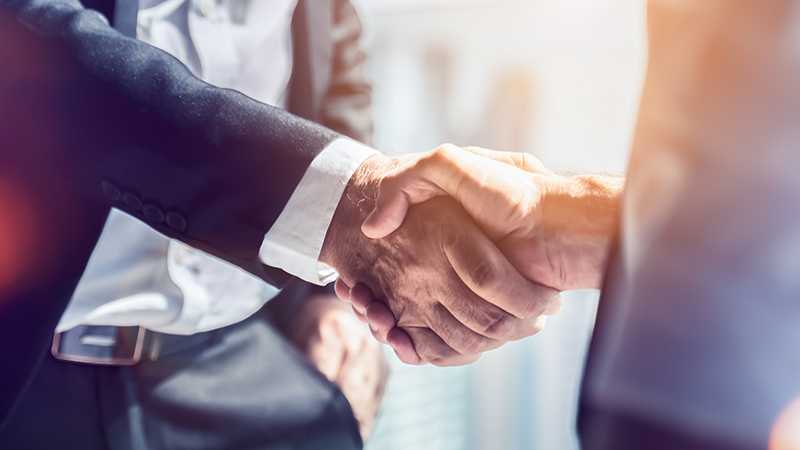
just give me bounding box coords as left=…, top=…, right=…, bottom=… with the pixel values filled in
left=579, top=4, right=800, bottom=449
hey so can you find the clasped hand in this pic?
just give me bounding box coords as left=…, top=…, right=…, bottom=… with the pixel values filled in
left=320, top=145, right=621, bottom=366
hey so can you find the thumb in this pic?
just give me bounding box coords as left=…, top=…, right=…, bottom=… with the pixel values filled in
left=361, top=181, right=413, bottom=239
left=361, top=163, right=444, bottom=239
left=361, top=145, right=522, bottom=239
left=462, top=147, right=553, bottom=174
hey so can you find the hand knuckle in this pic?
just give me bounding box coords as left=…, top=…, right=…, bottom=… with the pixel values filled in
left=408, top=332, right=440, bottom=362
left=427, top=147, right=446, bottom=164
left=459, top=335, right=484, bottom=355
left=434, top=143, right=458, bottom=156
left=507, top=199, right=535, bottom=224
left=517, top=293, right=552, bottom=319
left=421, top=348, right=447, bottom=363
left=427, top=144, right=459, bottom=168
left=469, top=260, right=501, bottom=291
left=480, top=312, right=515, bottom=338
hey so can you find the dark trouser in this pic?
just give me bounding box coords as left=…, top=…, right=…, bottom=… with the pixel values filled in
left=0, top=298, right=361, bottom=450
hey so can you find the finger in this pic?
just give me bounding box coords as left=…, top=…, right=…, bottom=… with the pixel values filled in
left=362, top=144, right=538, bottom=240
left=426, top=302, right=502, bottom=355
left=362, top=162, right=442, bottom=239
left=363, top=144, right=474, bottom=239
left=350, top=283, right=375, bottom=312
left=401, top=327, right=461, bottom=364
left=362, top=186, right=413, bottom=240
left=432, top=353, right=482, bottom=367
left=442, top=222, right=561, bottom=323
left=366, top=301, right=396, bottom=342
left=509, top=315, right=548, bottom=342
left=368, top=323, right=387, bottom=344
left=461, top=147, right=553, bottom=174
left=334, top=278, right=352, bottom=301
left=439, top=281, right=544, bottom=342
left=387, top=327, right=422, bottom=365
left=352, top=305, right=368, bottom=323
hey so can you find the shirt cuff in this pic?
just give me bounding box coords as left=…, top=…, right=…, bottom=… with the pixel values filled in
left=259, top=138, right=378, bottom=285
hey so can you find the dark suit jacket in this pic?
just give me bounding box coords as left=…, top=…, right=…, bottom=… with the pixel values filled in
left=0, top=0, right=370, bottom=428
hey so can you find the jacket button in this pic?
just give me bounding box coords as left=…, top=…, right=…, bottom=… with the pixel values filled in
left=100, top=180, right=121, bottom=202
left=142, top=204, right=165, bottom=224
left=122, top=192, right=143, bottom=212
left=166, top=211, right=188, bottom=233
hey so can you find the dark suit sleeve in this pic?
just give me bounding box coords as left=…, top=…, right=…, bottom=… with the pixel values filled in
left=1, top=0, right=343, bottom=286
left=319, top=0, right=374, bottom=145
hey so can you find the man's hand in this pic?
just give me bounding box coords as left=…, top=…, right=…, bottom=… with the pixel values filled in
left=338, top=145, right=623, bottom=363
left=362, top=145, right=622, bottom=290
left=284, top=294, right=388, bottom=441
left=320, top=155, right=561, bottom=366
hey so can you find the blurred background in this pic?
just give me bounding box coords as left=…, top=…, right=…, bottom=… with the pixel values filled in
left=358, top=1, right=647, bottom=449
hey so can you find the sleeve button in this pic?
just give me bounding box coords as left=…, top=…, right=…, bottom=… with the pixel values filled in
left=165, top=211, right=188, bottom=233
left=142, top=204, right=165, bottom=224
left=100, top=180, right=121, bottom=202
left=122, top=192, right=143, bottom=212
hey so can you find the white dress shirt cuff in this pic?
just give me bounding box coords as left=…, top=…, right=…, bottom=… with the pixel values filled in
left=259, top=138, right=378, bottom=285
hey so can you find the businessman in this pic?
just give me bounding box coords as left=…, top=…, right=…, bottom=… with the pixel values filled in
left=2, top=1, right=387, bottom=449
left=0, top=0, right=557, bottom=432
left=345, top=2, right=800, bottom=449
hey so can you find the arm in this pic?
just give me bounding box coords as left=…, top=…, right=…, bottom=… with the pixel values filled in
left=2, top=0, right=336, bottom=286
left=0, top=0, right=355, bottom=427
left=4, top=0, right=329, bottom=425
left=1, top=0, right=556, bottom=387
left=258, top=0, right=376, bottom=285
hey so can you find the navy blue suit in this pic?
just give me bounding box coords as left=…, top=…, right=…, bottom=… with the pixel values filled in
left=0, top=0, right=369, bottom=435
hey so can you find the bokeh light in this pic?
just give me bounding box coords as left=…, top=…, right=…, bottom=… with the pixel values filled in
left=0, top=180, right=37, bottom=295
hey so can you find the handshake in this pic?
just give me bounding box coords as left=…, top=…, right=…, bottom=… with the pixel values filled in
left=320, top=145, right=623, bottom=366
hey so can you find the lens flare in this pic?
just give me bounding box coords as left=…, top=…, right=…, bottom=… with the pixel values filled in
left=0, top=181, right=37, bottom=294
left=770, top=397, right=800, bottom=450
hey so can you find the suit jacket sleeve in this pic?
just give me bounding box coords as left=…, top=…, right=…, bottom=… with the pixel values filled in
left=1, top=0, right=343, bottom=287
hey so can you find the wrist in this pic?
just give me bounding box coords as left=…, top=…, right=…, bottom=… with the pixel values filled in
left=540, top=173, right=623, bottom=252
left=319, top=154, right=395, bottom=279
left=520, top=174, right=622, bottom=289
